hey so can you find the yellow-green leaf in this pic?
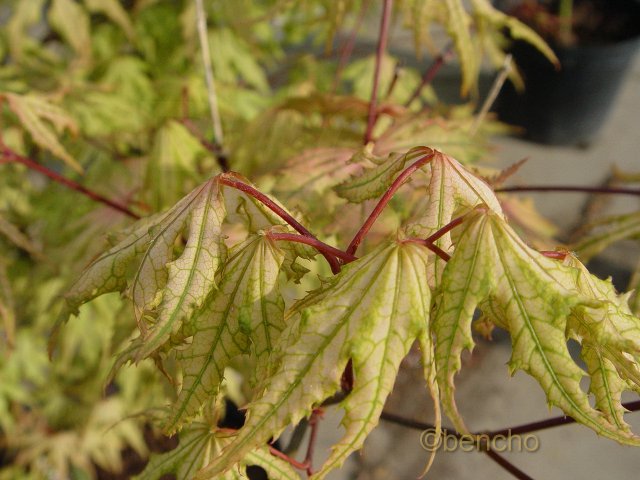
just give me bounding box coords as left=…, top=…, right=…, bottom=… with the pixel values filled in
left=434, top=208, right=640, bottom=445
left=167, top=234, right=285, bottom=431
left=197, top=240, right=439, bottom=479
left=3, top=92, right=82, bottom=173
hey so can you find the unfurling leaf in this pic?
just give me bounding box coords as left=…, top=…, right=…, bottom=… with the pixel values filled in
left=136, top=423, right=300, bottom=480
left=198, top=240, right=440, bottom=480
left=434, top=208, right=640, bottom=445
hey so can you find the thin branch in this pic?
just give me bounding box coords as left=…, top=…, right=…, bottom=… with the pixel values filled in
left=268, top=445, right=310, bottom=471
left=496, top=185, right=640, bottom=196
left=404, top=43, right=454, bottom=107
left=268, top=232, right=356, bottom=266
left=332, top=0, right=370, bottom=93
left=194, top=0, right=224, bottom=147
left=347, top=150, right=434, bottom=256
left=219, top=174, right=341, bottom=273
left=1, top=145, right=140, bottom=219
left=470, top=54, right=512, bottom=135
left=380, top=411, right=459, bottom=438
left=426, top=214, right=467, bottom=245
left=382, top=399, right=640, bottom=440
left=483, top=449, right=534, bottom=480
left=486, top=400, right=640, bottom=438
left=304, top=408, right=323, bottom=476
left=540, top=250, right=568, bottom=260
left=364, top=0, right=394, bottom=144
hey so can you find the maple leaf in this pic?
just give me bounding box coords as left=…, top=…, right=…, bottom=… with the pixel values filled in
left=196, top=240, right=440, bottom=479
left=1, top=92, right=82, bottom=173
left=166, top=233, right=286, bottom=431
left=136, top=423, right=300, bottom=480
left=54, top=173, right=311, bottom=359
left=52, top=177, right=225, bottom=357
left=334, top=147, right=426, bottom=203
left=562, top=254, right=640, bottom=431
left=434, top=208, right=640, bottom=445
left=571, top=211, right=640, bottom=261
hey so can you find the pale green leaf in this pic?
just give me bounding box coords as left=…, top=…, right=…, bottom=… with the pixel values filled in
left=434, top=208, right=640, bottom=445
left=572, top=212, right=640, bottom=262
left=3, top=92, right=82, bottom=173
left=134, top=179, right=227, bottom=360
left=84, top=0, right=135, bottom=40
left=334, top=147, right=426, bottom=203
left=444, top=0, right=478, bottom=96
left=197, top=241, right=438, bottom=479
left=55, top=178, right=225, bottom=358
left=48, top=0, right=91, bottom=60
left=470, top=0, right=559, bottom=68
left=407, top=149, right=503, bottom=283
left=137, top=423, right=300, bottom=480
left=146, top=120, right=211, bottom=210
left=0, top=213, right=42, bottom=258
left=167, top=234, right=285, bottom=431
left=6, top=0, right=46, bottom=61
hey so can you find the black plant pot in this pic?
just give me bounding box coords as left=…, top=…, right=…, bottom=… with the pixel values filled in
left=495, top=2, right=640, bottom=146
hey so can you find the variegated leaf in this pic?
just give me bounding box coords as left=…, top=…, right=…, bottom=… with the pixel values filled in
left=197, top=240, right=439, bottom=479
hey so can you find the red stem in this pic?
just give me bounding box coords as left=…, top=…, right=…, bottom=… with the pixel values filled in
left=219, top=175, right=342, bottom=273
left=402, top=238, right=451, bottom=262
left=540, top=250, right=568, bottom=260
left=364, top=0, right=394, bottom=144
left=496, top=185, right=640, bottom=196
left=346, top=151, right=434, bottom=256
left=1, top=145, right=140, bottom=219
left=304, top=408, right=323, bottom=476
left=426, top=214, right=466, bottom=245
left=268, top=232, right=357, bottom=264
left=404, top=43, right=454, bottom=107
left=268, top=445, right=310, bottom=471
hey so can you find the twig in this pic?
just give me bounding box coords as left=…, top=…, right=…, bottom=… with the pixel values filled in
left=426, top=214, right=467, bottom=245
left=268, top=445, right=310, bottom=471
left=219, top=174, right=341, bottom=273
left=1, top=145, right=140, bottom=219
left=485, top=400, right=640, bottom=438
left=194, top=0, right=224, bottom=147
left=404, top=43, right=454, bottom=107
left=347, top=150, right=434, bottom=256
left=363, top=0, right=394, bottom=144
left=304, top=408, right=323, bottom=475
left=332, top=0, right=370, bottom=93
left=496, top=185, right=640, bottom=196
left=483, top=449, right=534, bottom=480
left=470, top=54, right=512, bottom=135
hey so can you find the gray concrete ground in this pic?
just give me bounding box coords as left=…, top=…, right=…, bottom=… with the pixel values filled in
left=303, top=40, right=640, bottom=480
